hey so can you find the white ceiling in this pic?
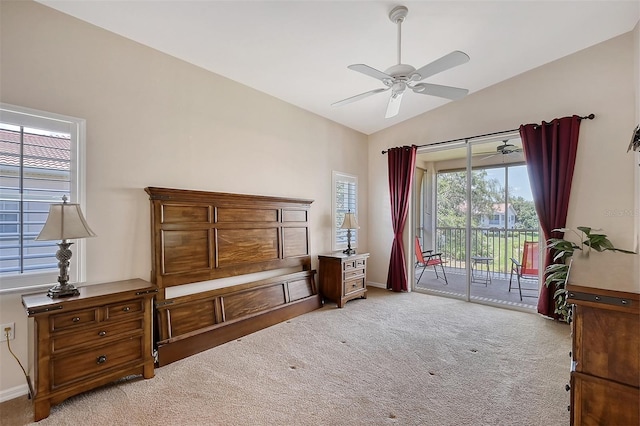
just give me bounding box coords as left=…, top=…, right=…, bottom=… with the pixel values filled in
left=37, top=1, right=639, bottom=135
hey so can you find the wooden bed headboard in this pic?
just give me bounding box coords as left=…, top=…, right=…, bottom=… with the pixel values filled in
left=145, top=187, right=322, bottom=365
left=145, top=187, right=313, bottom=288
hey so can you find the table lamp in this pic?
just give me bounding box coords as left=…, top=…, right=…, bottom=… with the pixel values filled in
left=340, top=212, right=359, bottom=255
left=36, top=195, right=96, bottom=298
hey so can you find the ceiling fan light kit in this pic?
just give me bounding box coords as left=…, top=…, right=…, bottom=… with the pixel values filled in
left=332, top=5, right=470, bottom=118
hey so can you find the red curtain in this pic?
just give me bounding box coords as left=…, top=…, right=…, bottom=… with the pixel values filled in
left=386, top=145, right=417, bottom=292
left=519, top=115, right=582, bottom=318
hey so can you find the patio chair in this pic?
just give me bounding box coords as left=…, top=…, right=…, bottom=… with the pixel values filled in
left=509, top=241, right=539, bottom=301
left=415, top=237, right=448, bottom=285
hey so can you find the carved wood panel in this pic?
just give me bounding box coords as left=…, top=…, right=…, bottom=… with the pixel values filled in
left=161, top=229, right=211, bottom=274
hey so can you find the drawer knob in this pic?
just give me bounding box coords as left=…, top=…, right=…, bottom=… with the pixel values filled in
left=96, top=355, right=107, bottom=364
left=98, top=330, right=107, bottom=337
left=122, top=307, right=131, bottom=312
left=72, top=317, right=80, bottom=323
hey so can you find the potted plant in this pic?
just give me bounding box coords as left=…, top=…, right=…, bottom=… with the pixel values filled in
left=545, top=226, right=635, bottom=322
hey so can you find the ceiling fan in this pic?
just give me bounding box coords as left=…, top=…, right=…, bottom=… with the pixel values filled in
left=480, top=140, right=523, bottom=160
left=332, top=5, right=470, bottom=119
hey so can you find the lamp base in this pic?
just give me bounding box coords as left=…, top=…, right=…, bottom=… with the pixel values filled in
left=342, top=248, right=356, bottom=255
left=47, top=283, right=80, bottom=298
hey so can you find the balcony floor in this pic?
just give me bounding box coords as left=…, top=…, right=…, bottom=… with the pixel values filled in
left=414, top=265, right=540, bottom=311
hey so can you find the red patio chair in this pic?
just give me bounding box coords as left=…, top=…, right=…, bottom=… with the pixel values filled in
left=509, top=241, right=539, bottom=301
left=415, top=237, right=448, bottom=285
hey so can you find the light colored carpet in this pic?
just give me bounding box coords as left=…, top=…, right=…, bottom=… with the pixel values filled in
left=1, top=287, right=571, bottom=425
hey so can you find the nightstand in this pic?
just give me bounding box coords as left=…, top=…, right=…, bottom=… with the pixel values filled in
left=22, top=279, right=157, bottom=421
left=318, top=252, right=369, bottom=308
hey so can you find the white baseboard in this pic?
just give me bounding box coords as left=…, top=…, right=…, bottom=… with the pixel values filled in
left=367, top=281, right=386, bottom=289
left=0, top=383, right=29, bottom=403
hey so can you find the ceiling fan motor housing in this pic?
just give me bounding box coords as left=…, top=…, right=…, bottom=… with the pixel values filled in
left=384, top=64, right=417, bottom=81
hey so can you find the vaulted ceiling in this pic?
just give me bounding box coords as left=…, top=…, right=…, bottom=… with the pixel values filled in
left=37, top=1, right=639, bottom=135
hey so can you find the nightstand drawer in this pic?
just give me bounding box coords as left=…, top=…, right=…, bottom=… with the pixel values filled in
left=343, top=260, right=357, bottom=270
left=344, top=268, right=365, bottom=281
left=52, top=318, right=144, bottom=353
left=51, top=308, right=98, bottom=332
left=106, top=299, right=144, bottom=320
left=344, top=277, right=365, bottom=295
left=52, top=336, right=144, bottom=388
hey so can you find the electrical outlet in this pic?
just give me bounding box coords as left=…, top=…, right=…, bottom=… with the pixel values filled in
left=0, top=322, right=15, bottom=342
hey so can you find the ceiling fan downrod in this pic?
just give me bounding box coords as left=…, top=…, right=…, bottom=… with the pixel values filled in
left=389, top=5, right=408, bottom=66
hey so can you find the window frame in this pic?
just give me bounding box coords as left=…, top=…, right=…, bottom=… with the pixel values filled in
left=0, top=103, right=87, bottom=293
left=332, top=171, right=358, bottom=252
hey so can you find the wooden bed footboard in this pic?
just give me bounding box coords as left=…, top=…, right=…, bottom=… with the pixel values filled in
left=155, top=270, right=321, bottom=366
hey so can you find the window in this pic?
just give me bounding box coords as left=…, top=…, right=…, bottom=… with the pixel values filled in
left=332, top=171, right=358, bottom=251
left=0, top=104, right=86, bottom=292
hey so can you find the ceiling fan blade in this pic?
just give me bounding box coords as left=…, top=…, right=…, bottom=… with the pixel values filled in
left=411, top=51, right=470, bottom=81
left=480, top=154, right=498, bottom=160
left=331, top=87, right=389, bottom=107
left=348, top=64, right=393, bottom=83
left=412, top=83, right=469, bottom=100
left=385, top=91, right=404, bottom=118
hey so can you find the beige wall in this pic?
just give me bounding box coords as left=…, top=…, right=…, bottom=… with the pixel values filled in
left=0, top=1, right=368, bottom=398
left=367, top=31, right=639, bottom=292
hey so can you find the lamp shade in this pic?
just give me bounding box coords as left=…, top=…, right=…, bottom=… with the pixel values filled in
left=340, top=212, right=359, bottom=230
left=36, top=200, right=96, bottom=241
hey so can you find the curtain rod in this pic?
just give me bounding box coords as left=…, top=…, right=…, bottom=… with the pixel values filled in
left=380, top=113, right=595, bottom=154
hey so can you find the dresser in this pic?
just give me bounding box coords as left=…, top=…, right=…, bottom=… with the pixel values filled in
left=22, top=279, right=157, bottom=421
left=318, top=252, right=369, bottom=308
left=566, top=284, right=639, bottom=426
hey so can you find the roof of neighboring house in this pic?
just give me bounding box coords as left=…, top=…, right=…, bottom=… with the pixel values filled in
left=0, top=129, right=70, bottom=171
left=492, top=203, right=515, bottom=214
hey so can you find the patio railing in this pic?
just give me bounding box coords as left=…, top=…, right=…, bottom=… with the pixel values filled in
left=435, top=227, right=540, bottom=275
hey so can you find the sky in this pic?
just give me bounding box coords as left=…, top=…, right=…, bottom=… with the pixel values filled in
left=485, top=165, right=533, bottom=201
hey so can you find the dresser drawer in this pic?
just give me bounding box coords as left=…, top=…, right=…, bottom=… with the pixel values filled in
left=52, top=318, right=144, bottom=353
left=52, top=336, right=144, bottom=388
left=51, top=308, right=98, bottom=332
left=344, top=277, right=365, bottom=296
left=572, top=372, right=639, bottom=426
left=106, top=299, right=144, bottom=320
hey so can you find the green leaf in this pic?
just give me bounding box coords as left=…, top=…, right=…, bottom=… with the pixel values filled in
left=577, top=226, right=592, bottom=235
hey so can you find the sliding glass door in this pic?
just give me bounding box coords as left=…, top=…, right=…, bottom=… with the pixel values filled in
left=414, top=137, right=540, bottom=310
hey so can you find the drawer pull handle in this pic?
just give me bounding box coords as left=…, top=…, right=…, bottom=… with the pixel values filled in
left=72, top=317, right=80, bottom=323
left=122, top=307, right=131, bottom=312
left=96, top=355, right=107, bottom=364
left=98, top=331, right=107, bottom=337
